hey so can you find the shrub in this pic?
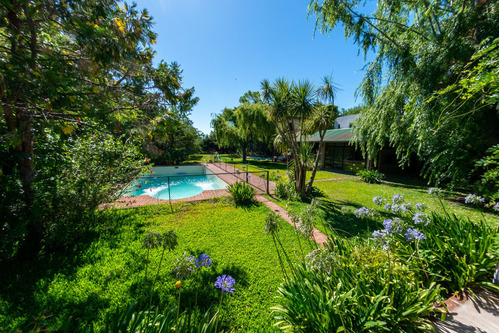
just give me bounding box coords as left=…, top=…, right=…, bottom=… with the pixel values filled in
left=395, top=213, right=499, bottom=295
left=274, top=181, right=299, bottom=201
left=227, top=181, right=256, bottom=205
left=356, top=169, right=384, bottom=183
left=273, top=238, right=442, bottom=332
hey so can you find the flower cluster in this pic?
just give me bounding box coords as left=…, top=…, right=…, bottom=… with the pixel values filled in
left=428, top=187, right=443, bottom=195
left=383, top=218, right=404, bottom=234
left=373, top=196, right=384, bottom=206
left=172, top=253, right=196, bottom=279
left=464, top=194, right=485, bottom=205
left=143, top=232, right=162, bottom=249
left=392, top=194, right=404, bottom=204
left=215, top=274, right=235, bottom=294
left=412, top=212, right=431, bottom=225
left=414, top=202, right=426, bottom=212
left=195, top=253, right=212, bottom=268
left=305, top=249, right=338, bottom=275
left=494, top=202, right=499, bottom=212
left=354, top=207, right=375, bottom=218
left=404, top=228, right=426, bottom=242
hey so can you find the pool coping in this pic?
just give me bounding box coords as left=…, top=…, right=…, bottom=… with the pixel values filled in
left=101, top=162, right=275, bottom=209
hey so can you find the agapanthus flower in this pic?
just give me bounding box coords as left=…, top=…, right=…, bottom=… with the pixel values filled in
left=428, top=187, right=443, bottom=195
left=195, top=254, right=212, bottom=268
left=354, top=207, right=374, bottom=218
left=172, top=253, right=196, bottom=279
left=372, top=196, right=384, bottom=206
left=412, top=212, right=431, bottom=225
left=340, top=206, right=351, bottom=215
left=384, top=203, right=392, bottom=211
left=392, top=194, right=404, bottom=204
left=414, top=203, right=427, bottom=212
left=372, top=229, right=391, bottom=250
left=215, top=275, right=235, bottom=294
left=391, top=204, right=402, bottom=214
left=264, top=213, right=281, bottom=235
left=298, top=221, right=314, bottom=238
left=404, top=228, right=426, bottom=242
left=464, top=194, right=485, bottom=205
left=305, top=249, right=337, bottom=275
left=383, top=218, right=403, bottom=234
left=142, top=232, right=162, bottom=249
left=494, top=202, right=499, bottom=212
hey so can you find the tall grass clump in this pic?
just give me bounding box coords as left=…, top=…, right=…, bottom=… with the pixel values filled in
left=272, top=238, right=442, bottom=332
left=227, top=181, right=256, bottom=205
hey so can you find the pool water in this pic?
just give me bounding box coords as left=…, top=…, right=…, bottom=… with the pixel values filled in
left=121, top=166, right=228, bottom=200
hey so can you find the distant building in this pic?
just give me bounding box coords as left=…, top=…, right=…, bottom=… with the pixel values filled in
left=303, top=114, right=366, bottom=172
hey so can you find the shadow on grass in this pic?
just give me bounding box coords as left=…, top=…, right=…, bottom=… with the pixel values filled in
left=319, top=200, right=386, bottom=238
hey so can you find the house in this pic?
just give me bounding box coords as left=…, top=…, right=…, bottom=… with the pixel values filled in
left=303, top=114, right=367, bottom=172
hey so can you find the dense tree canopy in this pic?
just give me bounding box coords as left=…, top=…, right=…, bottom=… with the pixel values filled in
left=308, top=0, right=499, bottom=191
left=211, top=101, right=275, bottom=162
left=0, top=0, right=199, bottom=254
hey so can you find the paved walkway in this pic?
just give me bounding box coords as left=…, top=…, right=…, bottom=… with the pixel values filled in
left=434, top=288, right=499, bottom=332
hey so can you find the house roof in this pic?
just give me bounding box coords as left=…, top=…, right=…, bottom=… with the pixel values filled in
left=303, top=128, right=353, bottom=142
left=334, top=114, right=358, bottom=129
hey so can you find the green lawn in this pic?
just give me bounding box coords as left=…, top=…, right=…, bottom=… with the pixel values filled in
left=271, top=177, right=498, bottom=237
left=0, top=198, right=307, bottom=332
left=185, top=154, right=353, bottom=180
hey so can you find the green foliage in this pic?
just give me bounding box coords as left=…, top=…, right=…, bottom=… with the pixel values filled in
left=474, top=144, right=499, bottom=204
left=0, top=200, right=303, bottom=332
left=101, top=304, right=218, bottom=333
left=357, top=169, right=384, bottom=184
left=309, top=0, right=499, bottom=188
left=274, top=181, right=299, bottom=201
left=227, top=181, right=256, bottom=205
left=396, top=213, right=499, bottom=295
left=273, top=238, right=441, bottom=332
left=211, top=103, right=275, bottom=162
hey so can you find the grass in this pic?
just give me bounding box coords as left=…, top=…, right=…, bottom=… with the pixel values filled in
left=271, top=177, right=498, bottom=237
left=0, top=198, right=308, bottom=332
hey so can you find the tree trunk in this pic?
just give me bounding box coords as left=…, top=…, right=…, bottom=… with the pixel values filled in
left=306, top=142, right=323, bottom=195
left=242, top=143, right=247, bottom=163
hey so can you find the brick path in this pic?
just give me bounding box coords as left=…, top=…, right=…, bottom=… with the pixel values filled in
left=202, top=162, right=276, bottom=194
left=256, top=195, right=328, bottom=245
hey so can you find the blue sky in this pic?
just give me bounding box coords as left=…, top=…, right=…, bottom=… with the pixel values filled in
left=139, top=0, right=374, bottom=134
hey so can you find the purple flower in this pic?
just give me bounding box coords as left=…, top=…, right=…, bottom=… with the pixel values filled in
left=172, top=253, right=196, bottom=279
left=428, top=187, right=442, bottom=195
left=414, top=203, right=426, bottom=212
left=384, top=203, right=392, bottom=211
left=412, top=212, right=431, bottom=225
left=372, top=196, right=384, bottom=206
left=383, top=218, right=403, bottom=234
left=391, top=204, right=402, bottom=214
left=195, top=254, right=212, bottom=268
left=465, top=194, right=485, bottom=205
left=404, top=228, right=426, bottom=242
left=494, top=202, right=499, bottom=212
left=392, top=194, right=404, bottom=204
left=354, top=207, right=373, bottom=218
left=372, top=229, right=391, bottom=250
left=215, top=275, right=235, bottom=294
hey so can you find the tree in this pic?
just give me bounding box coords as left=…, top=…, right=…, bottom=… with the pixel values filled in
left=308, top=0, right=499, bottom=188
left=0, top=1, right=197, bottom=251
left=211, top=103, right=275, bottom=162
left=261, top=78, right=337, bottom=196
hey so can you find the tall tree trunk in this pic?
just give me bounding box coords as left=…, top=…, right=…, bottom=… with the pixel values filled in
left=242, top=143, right=247, bottom=163
left=306, top=135, right=325, bottom=194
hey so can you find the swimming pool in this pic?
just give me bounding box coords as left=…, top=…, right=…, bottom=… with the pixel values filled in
left=121, top=165, right=228, bottom=200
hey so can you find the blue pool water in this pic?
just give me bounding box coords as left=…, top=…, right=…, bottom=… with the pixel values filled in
left=121, top=166, right=228, bottom=200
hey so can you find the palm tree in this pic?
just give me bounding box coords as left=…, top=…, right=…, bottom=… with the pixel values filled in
left=305, top=75, right=339, bottom=194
